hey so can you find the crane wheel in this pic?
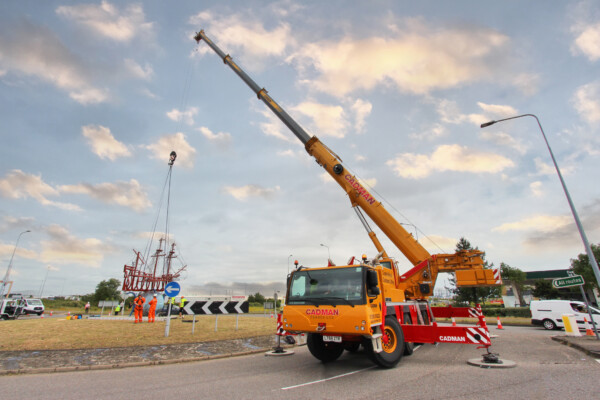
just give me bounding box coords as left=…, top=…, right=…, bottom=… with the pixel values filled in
left=364, top=316, right=404, bottom=368
left=307, top=333, right=344, bottom=363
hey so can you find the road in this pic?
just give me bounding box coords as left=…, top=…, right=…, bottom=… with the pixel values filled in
left=1, top=326, right=597, bottom=399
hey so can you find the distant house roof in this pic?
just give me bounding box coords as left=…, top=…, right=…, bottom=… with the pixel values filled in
left=525, top=269, right=571, bottom=280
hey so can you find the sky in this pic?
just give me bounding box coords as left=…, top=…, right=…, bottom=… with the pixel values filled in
left=1, top=0, right=600, bottom=299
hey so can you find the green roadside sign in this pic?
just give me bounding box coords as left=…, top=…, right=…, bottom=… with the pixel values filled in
left=552, top=275, right=585, bottom=288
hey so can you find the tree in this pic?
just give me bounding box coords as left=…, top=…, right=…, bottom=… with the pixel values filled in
left=500, top=263, right=526, bottom=306
left=248, top=292, right=265, bottom=305
left=570, top=243, right=600, bottom=292
left=446, top=237, right=500, bottom=305
left=532, top=279, right=560, bottom=299
left=93, top=278, right=122, bottom=303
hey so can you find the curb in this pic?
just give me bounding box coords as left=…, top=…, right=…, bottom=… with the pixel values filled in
left=551, top=336, right=600, bottom=358
left=0, top=348, right=272, bottom=376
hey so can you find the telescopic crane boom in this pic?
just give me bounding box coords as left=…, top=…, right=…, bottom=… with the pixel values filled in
left=195, top=30, right=500, bottom=298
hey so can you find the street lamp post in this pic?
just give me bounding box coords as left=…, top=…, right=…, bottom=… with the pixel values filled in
left=0, top=230, right=31, bottom=299
left=39, top=266, right=51, bottom=298
left=481, top=114, right=600, bottom=294
left=320, top=243, right=331, bottom=260
left=287, top=254, right=293, bottom=276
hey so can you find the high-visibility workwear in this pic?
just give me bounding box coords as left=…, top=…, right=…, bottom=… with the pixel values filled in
left=134, top=295, right=145, bottom=323
left=148, top=296, right=157, bottom=323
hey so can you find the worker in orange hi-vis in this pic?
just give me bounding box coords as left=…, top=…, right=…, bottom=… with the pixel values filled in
left=148, top=294, right=158, bottom=323
left=134, top=293, right=145, bottom=324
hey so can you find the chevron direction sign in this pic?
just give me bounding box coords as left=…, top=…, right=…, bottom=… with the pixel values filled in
left=183, top=300, right=249, bottom=315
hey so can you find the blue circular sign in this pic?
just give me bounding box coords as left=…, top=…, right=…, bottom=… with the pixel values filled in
left=164, top=281, right=181, bottom=297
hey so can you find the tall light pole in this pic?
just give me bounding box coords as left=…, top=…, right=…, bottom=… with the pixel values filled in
left=320, top=243, right=331, bottom=260
left=481, top=114, right=600, bottom=293
left=287, top=254, right=293, bottom=275
left=39, top=266, right=51, bottom=298
left=1, top=230, right=31, bottom=299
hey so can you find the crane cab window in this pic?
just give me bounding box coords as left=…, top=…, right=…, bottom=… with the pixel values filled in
left=380, top=261, right=392, bottom=270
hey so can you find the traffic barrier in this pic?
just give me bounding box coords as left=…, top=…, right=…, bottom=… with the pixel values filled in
left=562, top=314, right=581, bottom=336
left=584, top=317, right=595, bottom=337
left=451, top=317, right=457, bottom=327
left=496, top=316, right=504, bottom=330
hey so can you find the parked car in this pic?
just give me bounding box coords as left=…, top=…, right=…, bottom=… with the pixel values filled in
left=530, top=300, right=600, bottom=330
left=20, top=298, right=45, bottom=316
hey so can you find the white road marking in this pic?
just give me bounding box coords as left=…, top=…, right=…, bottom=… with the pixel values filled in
left=281, top=366, right=376, bottom=390
left=596, top=359, right=600, bottom=365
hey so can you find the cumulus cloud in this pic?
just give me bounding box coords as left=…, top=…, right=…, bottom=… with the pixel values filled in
left=166, top=107, right=198, bottom=126
left=533, top=158, right=574, bottom=176
left=124, top=58, right=153, bottom=80
left=386, top=144, right=514, bottom=179
left=0, top=21, right=107, bottom=104
left=291, top=101, right=348, bottom=138
left=40, top=224, right=112, bottom=267
left=350, top=99, right=372, bottom=133
left=0, top=216, right=35, bottom=233
left=56, top=1, right=154, bottom=43
left=222, top=184, right=280, bottom=201
left=492, top=214, right=572, bottom=233
left=479, top=130, right=527, bottom=155
left=572, top=81, right=600, bottom=124
left=190, top=12, right=292, bottom=67
left=258, top=108, right=296, bottom=142
left=197, top=126, right=232, bottom=148
left=0, top=242, right=37, bottom=260
left=571, top=22, right=600, bottom=61
left=59, top=179, right=151, bottom=212
left=82, top=125, right=131, bottom=160
left=145, top=133, right=197, bottom=168
left=529, top=181, right=544, bottom=197
left=0, top=170, right=80, bottom=211
left=287, top=25, right=509, bottom=97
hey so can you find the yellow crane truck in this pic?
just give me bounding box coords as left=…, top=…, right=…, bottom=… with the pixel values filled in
left=195, top=30, right=502, bottom=368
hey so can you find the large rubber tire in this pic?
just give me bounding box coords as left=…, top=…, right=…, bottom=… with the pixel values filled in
left=364, top=317, right=404, bottom=368
left=307, top=333, right=344, bottom=363
left=402, top=313, right=414, bottom=356
left=542, top=319, right=557, bottom=330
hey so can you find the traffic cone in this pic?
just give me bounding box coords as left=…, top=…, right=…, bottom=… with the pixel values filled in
left=451, top=317, right=457, bottom=327
left=49, top=310, right=53, bottom=316
left=67, top=311, right=71, bottom=317
left=584, top=317, right=595, bottom=337
left=40, top=312, right=44, bottom=319
left=496, top=316, right=504, bottom=330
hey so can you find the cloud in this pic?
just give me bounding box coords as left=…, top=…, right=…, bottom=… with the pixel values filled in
left=197, top=126, right=232, bottom=148
left=533, top=158, right=574, bottom=176
left=0, top=170, right=80, bottom=211
left=166, top=108, right=198, bottom=126
left=492, top=214, right=572, bottom=233
left=572, top=81, right=600, bottom=124
left=222, top=184, right=280, bottom=201
left=124, top=58, right=153, bottom=80
left=0, top=21, right=107, bottom=104
left=56, top=1, right=154, bottom=43
left=0, top=216, right=35, bottom=233
left=59, top=179, right=151, bottom=212
left=291, top=101, right=348, bottom=138
left=40, top=224, right=112, bottom=267
left=0, top=242, right=38, bottom=260
left=529, top=181, right=544, bottom=197
left=287, top=24, right=509, bottom=97
left=479, top=130, right=527, bottom=155
left=386, top=144, right=514, bottom=179
left=350, top=99, right=372, bottom=133
left=258, top=108, right=296, bottom=142
left=145, top=133, right=197, bottom=168
left=82, top=125, right=131, bottom=160
left=571, top=22, right=600, bottom=61
left=190, top=12, right=292, bottom=67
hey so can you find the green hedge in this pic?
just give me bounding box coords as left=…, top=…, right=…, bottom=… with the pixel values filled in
left=481, top=307, right=531, bottom=318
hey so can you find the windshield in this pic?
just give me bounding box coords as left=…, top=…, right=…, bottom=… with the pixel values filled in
left=28, top=299, right=43, bottom=305
left=287, top=267, right=365, bottom=306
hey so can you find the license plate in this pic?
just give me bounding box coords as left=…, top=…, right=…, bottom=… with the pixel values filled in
left=322, top=335, right=342, bottom=343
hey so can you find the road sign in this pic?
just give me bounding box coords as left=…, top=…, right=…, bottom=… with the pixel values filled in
left=183, top=300, right=249, bottom=315
left=164, top=281, right=181, bottom=297
left=552, top=275, right=585, bottom=288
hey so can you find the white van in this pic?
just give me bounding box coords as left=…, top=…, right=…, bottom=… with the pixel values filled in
left=530, top=300, right=600, bottom=330
left=21, top=298, right=45, bottom=316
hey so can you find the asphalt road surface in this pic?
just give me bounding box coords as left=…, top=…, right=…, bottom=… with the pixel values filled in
left=1, top=325, right=598, bottom=400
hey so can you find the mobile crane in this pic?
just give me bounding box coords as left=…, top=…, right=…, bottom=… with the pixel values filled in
left=195, top=30, right=502, bottom=368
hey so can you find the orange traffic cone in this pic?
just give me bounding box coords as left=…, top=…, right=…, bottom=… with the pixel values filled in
left=496, top=316, right=504, bottom=330
left=451, top=317, right=457, bottom=327
left=40, top=313, right=44, bottom=319
left=49, top=310, right=53, bottom=316
left=584, top=317, right=595, bottom=337
left=67, top=311, right=71, bottom=317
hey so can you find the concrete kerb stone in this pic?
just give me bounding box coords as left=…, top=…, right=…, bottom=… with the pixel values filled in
left=551, top=336, right=600, bottom=358
left=0, top=347, right=270, bottom=376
